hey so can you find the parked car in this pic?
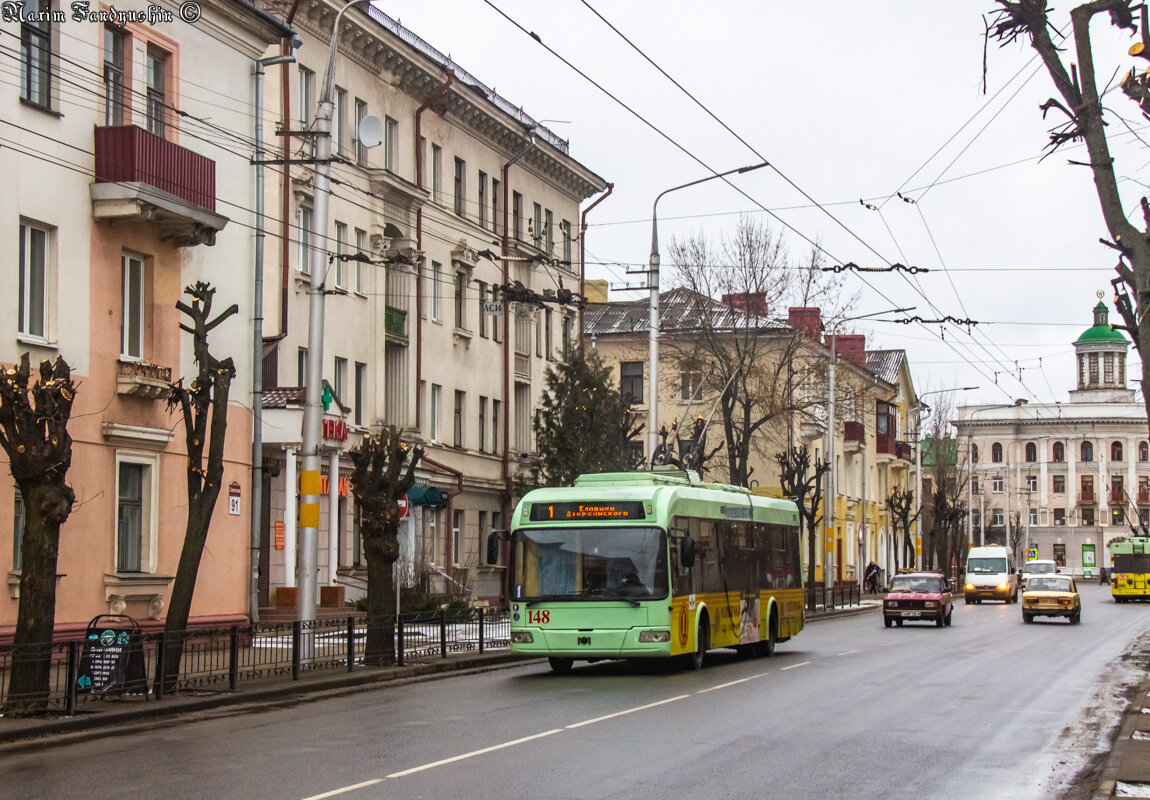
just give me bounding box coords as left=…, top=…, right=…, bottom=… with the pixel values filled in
left=883, top=572, right=954, bottom=628
left=1020, top=559, right=1058, bottom=590
left=1021, top=575, right=1081, bottom=624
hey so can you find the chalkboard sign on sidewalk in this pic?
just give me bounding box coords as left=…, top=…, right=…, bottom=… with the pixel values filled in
left=77, top=615, right=148, bottom=696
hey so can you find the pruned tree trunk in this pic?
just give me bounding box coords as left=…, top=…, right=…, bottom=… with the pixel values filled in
left=776, top=445, right=829, bottom=611
left=349, top=426, right=423, bottom=665
left=158, top=282, right=236, bottom=694
left=0, top=355, right=76, bottom=715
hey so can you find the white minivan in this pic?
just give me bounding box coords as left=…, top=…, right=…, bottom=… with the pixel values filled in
left=964, top=545, right=1019, bottom=603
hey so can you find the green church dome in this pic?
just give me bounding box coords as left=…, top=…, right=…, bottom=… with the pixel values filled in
left=1074, top=300, right=1129, bottom=346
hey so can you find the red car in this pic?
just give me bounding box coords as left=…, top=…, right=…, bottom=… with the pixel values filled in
left=883, top=571, right=954, bottom=628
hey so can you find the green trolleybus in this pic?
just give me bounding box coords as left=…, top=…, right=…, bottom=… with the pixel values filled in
left=1112, top=536, right=1150, bottom=602
left=488, top=470, right=804, bottom=673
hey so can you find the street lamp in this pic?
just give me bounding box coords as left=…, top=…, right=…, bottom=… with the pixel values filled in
left=646, top=162, right=768, bottom=462
left=914, top=387, right=976, bottom=571
left=298, top=0, right=376, bottom=628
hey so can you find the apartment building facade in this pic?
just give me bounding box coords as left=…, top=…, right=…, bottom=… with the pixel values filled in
left=257, top=1, right=608, bottom=607
left=0, top=0, right=290, bottom=638
left=955, top=300, right=1149, bottom=573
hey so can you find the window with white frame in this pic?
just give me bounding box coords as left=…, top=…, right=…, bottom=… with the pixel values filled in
left=297, top=206, right=313, bottom=274
left=545, top=209, right=554, bottom=255
left=121, top=254, right=145, bottom=360
left=297, top=347, right=308, bottom=386
left=334, top=357, right=347, bottom=403
left=103, top=26, right=127, bottom=126
left=20, top=0, right=53, bottom=108
left=532, top=203, right=543, bottom=247
left=298, top=66, right=314, bottom=128
left=354, top=98, right=368, bottom=166
left=454, top=390, right=464, bottom=448
left=354, top=362, right=365, bottom=427
left=478, top=171, right=487, bottom=229
left=1029, top=508, right=1038, bottom=526
left=478, top=396, right=487, bottom=452
left=384, top=116, right=398, bottom=172
left=477, top=280, right=488, bottom=338
left=19, top=221, right=50, bottom=340
left=561, top=219, right=572, bottom=267
left=116, top=454, right=158, bottom=573
left=334, top=87, right=347, bottom=156
left=145, top=45, right=168, bottom=138
left=354, top=228, right=366, bottom=294
left=334, top=221, right=347, bottom=289
left=1026, top=475, right=1037, bottom=493
left=992, top=508, right=1004, bottom=527
left=454, top=272, right=465, bottom=329
left=681, top=363, right=703, bottom=401
left=992, top=477, right=1003, bottom=493
left=429, top=383, right=441, bottom=442
left=431, top=144, right=442, bottom=203
left=431, top=261, right=442, bottom=321
left=454, top=158, right=466, bottom=216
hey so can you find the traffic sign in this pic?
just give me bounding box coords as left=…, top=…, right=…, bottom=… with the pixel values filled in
left=398, top=496, right=409, bottom=520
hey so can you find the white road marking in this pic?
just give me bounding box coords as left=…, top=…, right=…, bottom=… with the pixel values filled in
left=385, top=729, right=563, bottom=778
left=300, top=779, right=384, bottom=800
left=836, top=649, right=859, bottom=656
left=565, top=695, right=690, bottom=728
left=697, top=674, right=766, bottom=694
left=781, top=661, right=811, bottom=670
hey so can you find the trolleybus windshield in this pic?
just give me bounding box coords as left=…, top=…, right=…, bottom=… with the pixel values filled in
left=511, top=527, right=667, bottom=602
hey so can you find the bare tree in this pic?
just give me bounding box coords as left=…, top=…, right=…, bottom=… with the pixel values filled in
left=667, top=216, right=845, bottom=486
left=921, top=394, right=969, bottom=580
left=159, top=282, right=237, bottom=693
left=990, top=1, right=1150, bottom=433
left=348, top=426, right=423, bottom=665
left=775, top=444, right=830, bottom=609
left=886, top=487, right=920, bottom=573
left=0, top=355, right=76, bottom=714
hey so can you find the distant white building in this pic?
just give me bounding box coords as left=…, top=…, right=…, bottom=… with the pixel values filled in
left=955, top=300, right=1149, bottom=573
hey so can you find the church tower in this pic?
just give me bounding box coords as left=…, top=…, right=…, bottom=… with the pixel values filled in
left=1069, top=298, right=1133, bottom=403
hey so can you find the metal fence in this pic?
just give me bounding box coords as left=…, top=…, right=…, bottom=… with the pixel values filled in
left=804, top=582, right=862, bottom=611
left=0, top=608, right=510, bottom=714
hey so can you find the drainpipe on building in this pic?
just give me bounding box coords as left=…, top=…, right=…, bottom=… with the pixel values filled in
left=578, top=183, right=613, bottom=338
left=500, top=130, right=537, bottom=544
left=413, top=71, right=455, bottom=429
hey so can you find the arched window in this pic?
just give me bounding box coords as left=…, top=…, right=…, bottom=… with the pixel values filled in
left=992, top=442, right=1003, bottom=463
left=971, top=444, right=979, bottom=464
left=1053, top=442, right=1065, bottom=463
left=1113, top=441, right=1124, bottom=462
left=1025, top=442, right=1036, bottom=462
left=1081, top=441, right=1094, bottom=463
left=1140, top=441, right=1149, bottom=462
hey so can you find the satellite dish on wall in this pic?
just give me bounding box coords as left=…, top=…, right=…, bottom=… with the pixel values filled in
left=357, top=115, right=383, bottom=148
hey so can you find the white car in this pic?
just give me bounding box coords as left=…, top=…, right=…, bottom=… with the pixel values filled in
left=1020, top=559, right=1058, bottom=590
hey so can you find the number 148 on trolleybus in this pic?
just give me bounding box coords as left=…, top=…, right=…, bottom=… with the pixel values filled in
left=486, top=470, right=805, bottom=673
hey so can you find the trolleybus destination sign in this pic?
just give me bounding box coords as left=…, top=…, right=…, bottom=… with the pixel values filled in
left=529, top=501, right=645, bottom=521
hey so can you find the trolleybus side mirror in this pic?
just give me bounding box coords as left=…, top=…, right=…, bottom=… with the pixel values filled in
left=680, top=536, right=697, bottom=569
left=486, top=532, right=501, bottom=565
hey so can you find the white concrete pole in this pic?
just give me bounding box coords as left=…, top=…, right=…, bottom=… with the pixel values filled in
left=284, top=448, right=297, bottom=589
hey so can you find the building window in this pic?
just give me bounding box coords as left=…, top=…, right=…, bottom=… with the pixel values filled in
left=1026, top=475, right=1037, bottom=492
left=116, top=456, right=157, bottom=573
left=1142, top=441, right=1150, bottom=462
left=297, top=206, right=313, bottom=274
left=478, top=510, right=488, bottom=562
left=334, top=357, right=347, bottom=404
left=454, top=158, right=466, bottom=216
left=1081, top=441, right=1094, bottom=463
left=1105, top=354, right=1115, bottom=384
left=354, top=228, right=366, bottom=294
left=1053, top=475, right=1065, bottom=494
left=1052, top=442, right=1065, bottom=462
left=971, top=444, right=979, bottom=464
left=533, top=203, right=543, bottom=247
left=431, top=261, right=442, bottom=322
left=1024, top=442, right=1036, bottom=462
left=477, top=281, right=488, bottom=338
left=384, top=116, right=397, bottom=172
left=545, top=209, right=554, bottom=255
left=492, top=398, right=501, bottom=454
left=454, top=272, right=465, bottom=329
left=20, top=0, right=52, bottom=108
left=334, top=222, right=348, bottom=289
left=297, top=347, right=308, bottom=386
left=513, top=192, right=522, bottom=241
left=971, top=477, right=980, bottom=495
left=544, top=308, right=553, bottom=358
left=103, top=27, right=127, bottom=126
left=298, top=66, right=314, bottom=128
left=992, top=508, right=1004, bottom=527
left=354, top=362, right=366, bottom=427
left=681, top=363, right=703, bottom=401
left=515, top=383, right=531, bottom=451
left=478, top=171, right=488, bottom=229
left=334, top=87, right=347, bottom=156
left=1113, top=441, right=1124, bottom=462
left=1054, top=508, right=1066, bottom=526
left=121, top=254, right=145, bottom=360
left=991, top=442, right=1003, bottom=463
left=1029, top=508, right=1038, bottom=526
left=478, top=396, right=487, bottom=452
left=146, top=45, right=167, bottom=138
left=429, top=384, right=441, bottom=442
left=992, top=477, right=1003, bottom=493
left=452, top=510, right=463, bottom=566
left=354, top=98, right=368, bottom=166
left=13, top=489, right=24, bottom=572
left=490, top=286, right=502, bottom=342
left=1088, top=353, right=1099, bottom=385
left=19, top=222, right=49, bottom=340
left=492, top=178, right=501, bottom=235
left=1113, top=507, right=1126, bottom=526
left=562, top=315, right=572, bottom=358
left=454, top=390, right=464, bottom=448
left=561, top=219, right=572, bottom=267
left=431, top=144, right=442, bottom=203
left=1083, top=508, right=1095, bottom=526
left=620, top=361, right=644, bottom=405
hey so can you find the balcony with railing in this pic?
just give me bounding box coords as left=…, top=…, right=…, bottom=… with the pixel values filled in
left=1078, top=490, right=1097, bottom=505
left=875, top=434, right=897, bottom=462
left=116, top=359, right=173, bottom=399
left=91, top=125, right=228, bottom=246
left=1110, top=489, right=1129, bottom=505
left=384, top=306, right=407, bottom=344
left=1138, top=490, right=1150, bottom=505
left=895, top=440, right=914, bottom=462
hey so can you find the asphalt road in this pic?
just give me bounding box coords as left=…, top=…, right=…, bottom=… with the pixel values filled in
left=4, top=583, right=1149, bottom=800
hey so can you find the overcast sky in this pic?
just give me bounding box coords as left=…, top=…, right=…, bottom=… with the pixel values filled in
left=383, top=0, right=1146, bottom=409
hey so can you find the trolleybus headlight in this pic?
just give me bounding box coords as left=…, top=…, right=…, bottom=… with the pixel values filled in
left=510, top=631, right=534, bottom=644
left=638, top=630, right=670, bottom=643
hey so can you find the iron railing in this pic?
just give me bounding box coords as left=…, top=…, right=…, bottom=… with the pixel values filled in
left=804, top=582, right=862, bottom=612
left=0, top=608, right=509, bottom=713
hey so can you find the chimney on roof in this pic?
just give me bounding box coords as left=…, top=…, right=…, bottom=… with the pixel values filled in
left=833, top=334, right=867, bottom=367
left=722, top=292, right=767, bottom=316
left=788, top=307, right=822, bottom=338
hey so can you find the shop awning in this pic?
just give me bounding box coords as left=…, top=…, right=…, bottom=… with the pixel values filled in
left=407, top=484, right=447, bottom=508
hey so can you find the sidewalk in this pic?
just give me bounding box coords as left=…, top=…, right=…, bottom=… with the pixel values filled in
left=1091, top=634, right=1150, bottom=800
left=0, top=600, right=879, bottom=750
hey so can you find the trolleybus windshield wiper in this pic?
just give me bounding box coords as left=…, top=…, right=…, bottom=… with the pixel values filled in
left=582, top=587, right=641, bottom=607
left=525, top=594, right=576, bottom=607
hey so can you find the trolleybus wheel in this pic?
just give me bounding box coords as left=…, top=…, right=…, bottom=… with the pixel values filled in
left=548, top=657, right=573, bottom=674
left=686, top=615, right=709, bottom=671
left=758, top=613, right=777, bottom=657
